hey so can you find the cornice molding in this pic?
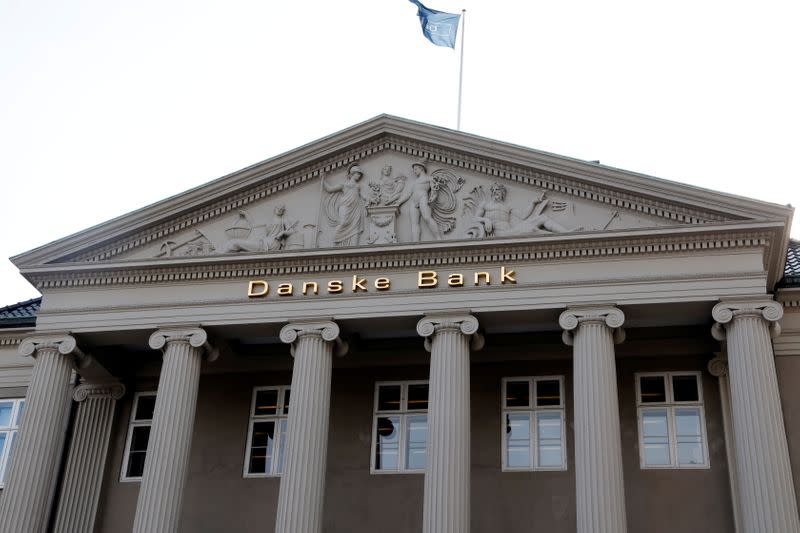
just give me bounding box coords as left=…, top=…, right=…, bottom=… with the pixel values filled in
left=20, top=224, right=777, bottom=291
left=17, top=116, right=789, bottom=269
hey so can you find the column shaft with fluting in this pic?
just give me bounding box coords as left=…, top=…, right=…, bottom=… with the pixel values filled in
left=417, top=314, right=482, bottom=533
left=0, top=335, right=78, bottom=533
left=132, top=328, right=214, bottom=533
left=713, top=301, right=800, bottom=532
left=274, top=321, right=345, bottom=533
left=52, top=382, right=125, bottom=533
left=560, top=307, right=627, bottom=533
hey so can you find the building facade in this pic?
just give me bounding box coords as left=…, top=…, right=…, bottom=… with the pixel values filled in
left=1, top=115, right=799, bottom=532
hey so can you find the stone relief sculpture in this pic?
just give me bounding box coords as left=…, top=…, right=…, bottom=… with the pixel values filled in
left=462, top=182, right=572, bottom=238
left=397, top=160, right=465, bottom=241
left=322, top=164, right=367, bottom=247
left=157, top=230, right=215, bottom=257
left=367, top=164, right=407, bottom=207
left=221, top=205, right=297, bottom=253
left=364, top=165, right=407, bottom=245
left=146, top=160, right=617, bottom=260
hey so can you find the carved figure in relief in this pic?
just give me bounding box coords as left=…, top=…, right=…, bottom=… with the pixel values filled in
left=367, top=164, right=407, bottom=207
left=463, top=182, right=570, bottom=238
left=322, top=164, right=367, bottom=246
left=221, top=205, right=297, bottom=253
left=157, top=230, right=215, bottom=257
left=397, top=160, right=465, bottom=241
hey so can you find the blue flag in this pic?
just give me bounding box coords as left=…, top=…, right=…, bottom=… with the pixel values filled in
left=408, top=0, right=461, bottom=49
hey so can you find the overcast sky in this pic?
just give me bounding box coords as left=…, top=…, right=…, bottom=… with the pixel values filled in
left=1, top=0, right=798, bottom=305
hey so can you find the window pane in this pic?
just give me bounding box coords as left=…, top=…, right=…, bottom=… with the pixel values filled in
left=374, top=416, right=400, bottom=470
left=0, top=433, right=7, bottom=483
left=672, top=375, right=699, bottom=402
left=536, top=380, right=561, bottom=407
left=127, top=427, right=149, bottom=478
left=251, top=421, right=276, bottom=473
left=130, top=426, right=150, bottom=452
left=276, top=419, right=288, bottom=474
left=505, top=381, right=530, bottom=408
left=641, top=409, right=670, bottom=465
left=15, top=401, right=24, bottom=426
left=254, top=390, right=278, bottom=416
left=506, top=412, right=531, bottom=468
left=282, top=389, right=291, bottom=415
left=377, top=385, right=401, bottom=412
left=640, top=376, right=666, bottom=403
left=126, top=451, right=147, bottom=478
left=0, top=403, right=13, bottom=427
left=537, top=412, right=563, bottom=467
left=5, top=433, right=15, bottom=476
left=405, top=414, right=427, bottom=470
left=407, top=384, right=429, bottom=411
left=135, top=395, right=156, bottom=421
left=675, top=408, right=704, bottom=465
left=249, top=421, right=275, bottom=474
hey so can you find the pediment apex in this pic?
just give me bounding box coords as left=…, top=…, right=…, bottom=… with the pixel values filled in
left=12, top=115, right=792, bottom=269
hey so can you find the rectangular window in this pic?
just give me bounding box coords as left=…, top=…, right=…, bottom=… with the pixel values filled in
left=372, top=381, right=428, bottom=473
left=244, top=386, right=290, bottom=477
left=0, top=398, right=24, bottom=487
left=636, top=372, right=709, bottom=468
left=502, top=377, right=566, bottom=471
left=121, top=392, right=156, bottom=482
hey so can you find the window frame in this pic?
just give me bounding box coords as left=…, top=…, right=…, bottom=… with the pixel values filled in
left=501, top=376, right=568, bottom=472
left=0, top=398, right=25, bottom=488
left=243, top=385, right=291, bottom=478
left=370, top=380, right=429, bottom=475
left=120, top=391, right=156, bottom=482
left=635, top=371, right=710, bottom=469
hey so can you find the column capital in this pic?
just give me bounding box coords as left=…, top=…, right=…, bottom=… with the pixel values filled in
left=416, top=313, right=484, bottom=351
left=280, top=320, right=348, bottom=357
left=711, top=299, right=783, bottom=340
left=707, top=355, right=729, bottom=378
left=19, top=334, right=82, bottom=359
left=148, top=327, right=219, bottom=361
left=73, top=381, right=126, bottom=402
left=559, top=306, right=625, bottom=346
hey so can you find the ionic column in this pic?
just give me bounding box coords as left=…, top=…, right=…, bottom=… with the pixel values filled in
left=417, top=313, right=483, bottom=533
left=52, top=381, right=125, bottom=533
left=560, top=306, right=627, bottom=533
left=275, top=321, right=347, bottom=533
left=707, top=355, right=742, bottom=532
left=132, top=328, right=217, bottom=533
left=0, top=335, right=80, bottom=533
left=712, top=300, right=800, bottom=532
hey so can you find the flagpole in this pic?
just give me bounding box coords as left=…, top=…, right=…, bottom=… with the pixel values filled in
left=456, top=9, right=465, bottom=131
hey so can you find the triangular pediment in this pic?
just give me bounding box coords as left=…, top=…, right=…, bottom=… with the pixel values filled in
left=13, top=115, right=792, bottom=271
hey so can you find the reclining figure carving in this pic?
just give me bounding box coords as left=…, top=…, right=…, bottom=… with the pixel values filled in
left=463, top=182, right=570, bottom=239
left=222, top=205, right=297, bottom=253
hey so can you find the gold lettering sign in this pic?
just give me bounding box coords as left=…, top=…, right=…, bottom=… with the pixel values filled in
left=247, top=267, right=517, bottom=298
